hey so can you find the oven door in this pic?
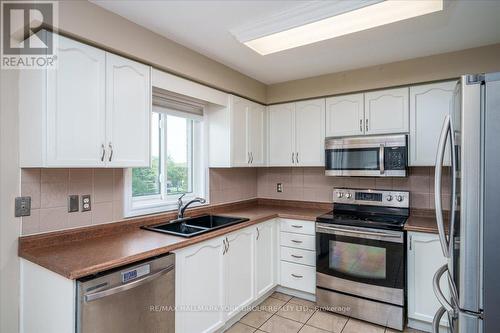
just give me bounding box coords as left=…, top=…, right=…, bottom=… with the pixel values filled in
left=316, top=223, right=405, bottom=305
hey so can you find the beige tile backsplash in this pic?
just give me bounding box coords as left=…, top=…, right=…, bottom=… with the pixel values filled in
left=257, top=166, right=451, bottom=210
left=21, top=166, right=448, bottom=235
left=21, top=168, right=124, bottom=235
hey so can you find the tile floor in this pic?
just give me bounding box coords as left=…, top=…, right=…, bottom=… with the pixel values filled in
left=226, top=292, right=424, bottom=333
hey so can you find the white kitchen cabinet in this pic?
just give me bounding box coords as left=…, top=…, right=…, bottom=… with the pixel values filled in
left=255, top=220, right=277, bottom=298
left=407, top=232, right=449, bottom=331
left=364, top=87, right=409, bottom=135
left=19, top=31, right=151, bottom=167
left=105, top=53, right=151, bottom=167
left=409, top=81, right=457, bottom=166
left=325, top=93, right=364, bottom=137
left=268, top=103, right=295, bottom=166
left=175, top=236, right=226, bottom=333
left=295, top=99, right=325, bottom=166
left=208, top=95, right=266, bottom=167
left=268, top=100, right=325, bottom=167
left=225, top=228, right=255, bottom=319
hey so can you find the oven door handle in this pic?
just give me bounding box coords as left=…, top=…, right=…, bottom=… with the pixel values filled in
left=379, top=144, right=385, bottom=175
left=316, top=225, right=401, bottom=240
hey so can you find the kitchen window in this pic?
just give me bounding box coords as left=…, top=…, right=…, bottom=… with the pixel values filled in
left=124, top=89, right=207, bottom=217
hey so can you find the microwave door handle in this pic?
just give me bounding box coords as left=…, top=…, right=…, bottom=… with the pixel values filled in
left=379, top=144, right=385, bottom=175
left=435, top=115, right=451, bottom=258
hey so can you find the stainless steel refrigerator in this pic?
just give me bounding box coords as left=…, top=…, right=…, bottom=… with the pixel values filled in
left=432, top=73, right=500, bottom=333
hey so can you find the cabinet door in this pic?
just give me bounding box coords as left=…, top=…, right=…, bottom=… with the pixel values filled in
left=225, top=228, right=255, bottom=319
left=295, top=99, right=325, bottom=166
left=46, top=34, right=106, bottom=166
left=325, top=94, right=364, bottom=137
left=268, top=103, right=295, bottom=166
left=230, top=96, right=250, bottom=167
left=175, top=237, right=225, bottom=333
left=407, top=232, right=449, bottom=327
left=364, top=87, right=409, bottom=135
left=248, top=102, right=266, bottom=166
left=409, top=81, right=456, bottom=166
left=105, top=53, right=151, bottom=167
left=255, top=221, right=277, bottom=298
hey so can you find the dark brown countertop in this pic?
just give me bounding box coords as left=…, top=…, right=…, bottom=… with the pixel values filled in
left=404, top=209, right=447, bottom=234
left=19, top=199, right=329, bottom=279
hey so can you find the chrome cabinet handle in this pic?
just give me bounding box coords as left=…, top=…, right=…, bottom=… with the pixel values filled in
left=256, top=227, right=260, bottom=240
left=291, top=239, right=302, bottom=244
left=291, top=225, right=303, bottom=229
left=291, top=274, right=303, bottom=279
left=84, top=264, right=174, bottom=302
left=434, top=115, right=451, bottom=258
left=291, top=254, right=303, bottom=259
left=409, top=235, right=412, bottom=251
left=292, top=152, right=295, bottom=164
left=108, top=143, right=113, bottom=162
left=296, top=152, right=299, bottom=164
left=100, top=144, right=106, bottom=162
left=365, top=118, right=369, bottom=131
left=226, top=236, right=229, bottom=252
left=222, top=239, right=226, bottom=255
left=248, top=152, right=251, bottom=164
left=250, top=152, right=253, bottom=164
left=359, top=119, right=363, bottom=132
left=379, top=144, right=385, bottom=175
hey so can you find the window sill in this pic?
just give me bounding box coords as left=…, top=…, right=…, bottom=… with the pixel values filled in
left=124, top=197, right=209, bottom=218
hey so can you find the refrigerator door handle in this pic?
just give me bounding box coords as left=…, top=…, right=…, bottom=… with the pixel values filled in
left=434, top=115, right=451, bottom=258
left=433, top=264, right=456, bottom=315
left=448, top=115, right=457, bottom=258
left=432, top=306, right=447, bottom=333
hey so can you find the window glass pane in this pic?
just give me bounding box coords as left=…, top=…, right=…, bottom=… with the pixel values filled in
left=165, top=114, right=193, bottom=195
left=329, top=241, right=386, bottom=279
left=132, top=112, right=161, bottom=197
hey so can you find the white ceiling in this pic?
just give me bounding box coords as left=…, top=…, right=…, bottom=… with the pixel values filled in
left=92, top=0, right=500, bottom=84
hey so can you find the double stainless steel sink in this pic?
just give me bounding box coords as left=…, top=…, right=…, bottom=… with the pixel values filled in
left=142, top=215, right=249, bottom=238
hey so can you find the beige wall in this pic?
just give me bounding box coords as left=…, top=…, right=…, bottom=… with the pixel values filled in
left=57, top=1, right=266, bottom=103
left=267, top=43, right=500, bottom=104
left=257, top=167, right=451, bottom=211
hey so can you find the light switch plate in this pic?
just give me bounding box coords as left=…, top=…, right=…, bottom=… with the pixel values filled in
left=15, top=196, right=31, bottom=217
left=81, top=194, right=91, bottom=212
left=68, top=195, right=79, bottom=212
left=276, top=183, right=283, bottom=193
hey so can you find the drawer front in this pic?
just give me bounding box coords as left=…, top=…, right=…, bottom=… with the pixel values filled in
left=280, top=246, right=316, bottom=267
left=280, top=261, right=316, bottom=294
left=280, top=232, right=315, bottom=251
left=280, top=219, right=315, bottom=235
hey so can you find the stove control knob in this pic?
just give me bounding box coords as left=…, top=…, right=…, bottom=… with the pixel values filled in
left=386, top=195, right=393, bottom=201
left=396, top=195, right=404, bottom=202
left=345, top=193, right=352, bottom=199
left=336, top=192, right=344, bottom=198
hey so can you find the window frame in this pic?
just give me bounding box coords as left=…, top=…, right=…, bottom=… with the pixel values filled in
left=123, top=107, right=208, bottom=218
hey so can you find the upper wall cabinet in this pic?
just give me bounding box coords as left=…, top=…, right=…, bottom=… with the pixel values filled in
left=364, top=87, right=409, bottom=135
left=325, top=93, right=364, bottom=137
left=409, top=81, right=457, bottom=166
left=208, top=95, right=266, bottom=167
left=268, top=99, right=325, bottom=167
left=19, top=32, right=151, bottom=168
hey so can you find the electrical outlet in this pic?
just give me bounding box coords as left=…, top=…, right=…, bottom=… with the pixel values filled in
left=15, top=196, right=31, bottom=217
left=276, top=183, right=283, bottom=193
left=68, top=195, right=79, bottom=212
left=82, top=194, right=91, bottom=212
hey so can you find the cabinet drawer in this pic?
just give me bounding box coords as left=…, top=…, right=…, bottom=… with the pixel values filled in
left=280, top=261, right=315, bottom=294
left=280, top=219, right=315, bottom=235
left=280, top=247, right=316, bottom=267
left=280, top=232, right=315, bottom=251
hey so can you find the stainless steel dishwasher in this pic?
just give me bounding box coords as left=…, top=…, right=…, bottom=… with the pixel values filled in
left=76, top=254, right=175, bottom=333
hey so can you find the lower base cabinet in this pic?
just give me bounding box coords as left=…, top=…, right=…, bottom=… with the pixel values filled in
left=407, top=231, right=449, bottom=332
left=173, top=219, right=278, bottom=333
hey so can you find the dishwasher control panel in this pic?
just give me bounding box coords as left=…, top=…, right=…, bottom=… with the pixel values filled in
left=121, top=264, right=151, bottom=283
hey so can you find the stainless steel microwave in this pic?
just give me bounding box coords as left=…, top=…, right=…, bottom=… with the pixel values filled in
left=325, top=135, right=408, bottom=177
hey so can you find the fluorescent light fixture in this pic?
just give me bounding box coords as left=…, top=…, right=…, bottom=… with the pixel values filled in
left=244, top=0, right=443, bottom=55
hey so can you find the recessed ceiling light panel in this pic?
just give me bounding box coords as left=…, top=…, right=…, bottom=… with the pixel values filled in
left=238, top=0, right=443, bottom=55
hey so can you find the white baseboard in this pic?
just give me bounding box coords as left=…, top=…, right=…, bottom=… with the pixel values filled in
left=275, top=286, right=316, bottom=302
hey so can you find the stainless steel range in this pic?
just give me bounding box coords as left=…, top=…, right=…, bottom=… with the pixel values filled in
left=315, top=188, right=409, bottom=330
